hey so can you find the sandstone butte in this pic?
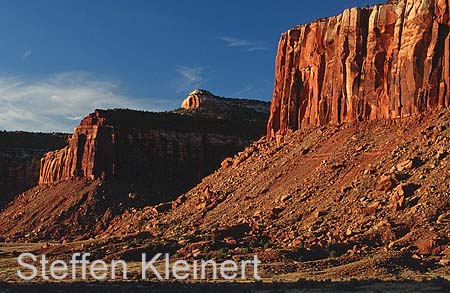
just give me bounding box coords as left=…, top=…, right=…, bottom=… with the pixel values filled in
left=267, top=0, right=450, bottom=139
left=181, top=89, right=271, bottom=114
left=181, top=89, right=225, bottom=110
left=38, top=90, right=269, bottom=202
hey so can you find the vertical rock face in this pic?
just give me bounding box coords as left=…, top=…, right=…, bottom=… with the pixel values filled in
left=40, top=95, right=269, bottom=202
left=0, top=132, right=67, bottom=207
left=0, top=156, right=41, bottom=206
left=39, top=123, right=114, bottom=184
left=267, top=0, right=450, bottom=138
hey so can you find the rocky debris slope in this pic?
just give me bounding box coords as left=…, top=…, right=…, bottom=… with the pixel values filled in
left=0, top=179, right=155, bottom=241
left=94, top=109, right=450, bottom=281
left=267, top=0, right=450, bottom=138
left=39, top=92, right=269, bottom=203
left=0, top=132, right=67, bottom=208
left=0, top=92, right=269, bottom=240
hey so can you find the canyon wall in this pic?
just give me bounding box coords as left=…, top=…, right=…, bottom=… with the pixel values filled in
left=0, top=132, right=67, bottom=207
left=267, top=0, right=450, bottom=138
left=40, top=93, right=269, bottom=202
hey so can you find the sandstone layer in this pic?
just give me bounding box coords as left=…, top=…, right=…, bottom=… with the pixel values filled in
left=83, top=109, right=450, bottom=280
left=181, top=89, right=270, bottom=116
left=39, top=92, right=269, bottom=203
left=0, top=132, right=67, bottom=208
left=267, top=0, right=450, bottom=138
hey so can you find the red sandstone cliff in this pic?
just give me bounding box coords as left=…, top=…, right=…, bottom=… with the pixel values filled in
left=267, top=0, right=450, bottom=138
left=39, top=93, right=269, bottom=202
left=0, top=132, right=67, bottom=207
left=0, top=156, right=40, bottom=205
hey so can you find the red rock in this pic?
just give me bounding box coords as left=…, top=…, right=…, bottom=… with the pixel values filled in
left=0, top=132, right=66, bottom=207
left=253, top=210, right=263, bottom=219
left=181, top=89, right=270, bottom=114
left=175, top=195, right=186, bottom=204
left=196, top=202, right=207, bottom=210
left=181, top=90, right=215, bottom=110
left=152, top=202, right=172, bottom=214
left=362, top=206, right=377, bottom=215
left=396, top=157, right=422, bottom=171
left=203, top=186, right=212, bottom=200
left=313, top=210, right=325, bottom=218
left=395, top=183, right=421, bottom=197
left=396, top=160, right=414, bottom=172
left=223, top=237, right=237, bottom=245
left=220, top=223, right=251, bottom=238
left=39, top=105, right=268, bottom=202
left=415, top=238, right=444, bottom=255
left=437, top=212, right=450, bottom=224
left=280, top=194, right=292, bottom=202
left=267, top=0, right=450, bottom=139
left=271, top=206, right=285, bottom=214
left=391, top=192, right=405, bottom=212
left=376, top=173, right=398, bottom=191
left=221, top=157, right=233, bottom=168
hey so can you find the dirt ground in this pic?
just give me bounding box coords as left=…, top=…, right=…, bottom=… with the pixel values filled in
left=1, top=110, right=450, bottom=284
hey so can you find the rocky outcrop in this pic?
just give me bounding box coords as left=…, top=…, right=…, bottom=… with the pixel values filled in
left=181, top=89, right=270, bottom=115
left=267, top=0, right=450, bottom=138
left=178, top=89, right=270, bottom=124
left=39, top=124, right=113, bottom=184
left=39, top=93, right=269, bottom=203
left=181, top=89, right=221, bottom=110
left=0, top=132, right=67, bottom=208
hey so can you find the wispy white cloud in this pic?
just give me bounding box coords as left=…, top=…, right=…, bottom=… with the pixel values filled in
left=247, top=47, right=267, bottom=52
left=0, top=72, right=148, bottom=132
left=175, top=66, right=205, bottom=93
left=219, top=36, right=268, bottom=52
left=22, top=50, right=32, bottom=60
left=219, top=37, right=253, bottom=48
left=232, top=86, right=254, bottom=98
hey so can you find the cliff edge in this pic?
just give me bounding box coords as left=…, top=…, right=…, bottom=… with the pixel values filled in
left=39, top=91, right=269, bottom=203
left=267, top=0, right=450, bottom=138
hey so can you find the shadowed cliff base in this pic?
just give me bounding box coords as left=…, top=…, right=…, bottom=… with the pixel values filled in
left=0, top=132, right=68, bottom=209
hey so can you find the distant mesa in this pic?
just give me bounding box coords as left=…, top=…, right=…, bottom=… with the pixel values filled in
left=0, top=90, right=270, bottom=240
left=177, top=89, right=270, bottom=122
left=181, top=89, right=270, bottom=114
left=39, top=89, right=270, bottom=198
left=181, top=89, right=217, bottom=110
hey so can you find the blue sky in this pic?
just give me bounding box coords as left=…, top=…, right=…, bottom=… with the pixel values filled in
left=0, top=0, right=380, bottom=132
